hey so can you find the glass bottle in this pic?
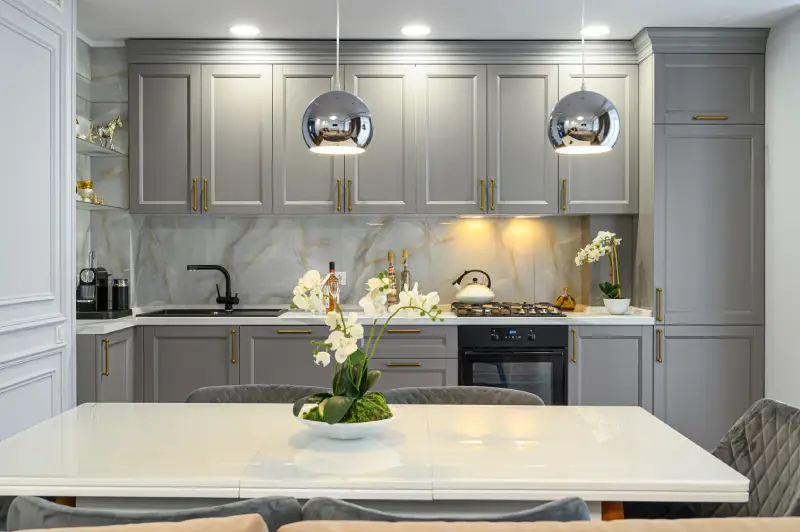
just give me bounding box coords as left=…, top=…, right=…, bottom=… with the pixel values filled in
left=387, top=251, right=398, bottom=305
left=325, top=261, right=339, bottom=312
left=556, top=287, right=576, bottom=311
left=400, top=249, right=412, bottom=291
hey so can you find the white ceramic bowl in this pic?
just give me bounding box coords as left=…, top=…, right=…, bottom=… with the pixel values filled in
left=297, top=407, right=396, bottom=440
left=603, top=298, right=631, bottom=315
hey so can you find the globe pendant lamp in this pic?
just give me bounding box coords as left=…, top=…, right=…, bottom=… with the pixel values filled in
left=547, top=0, right=620, bottom=155
left=302, top=0, right=373, bottom=155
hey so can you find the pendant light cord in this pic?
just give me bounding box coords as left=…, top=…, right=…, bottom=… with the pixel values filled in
left=335, top=0, right=341, bottom=90
left=580, top=0, right=586, bottom=91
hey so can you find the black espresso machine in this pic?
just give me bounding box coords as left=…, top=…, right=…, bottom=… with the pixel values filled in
left=76, top=252, right=131, bottom=319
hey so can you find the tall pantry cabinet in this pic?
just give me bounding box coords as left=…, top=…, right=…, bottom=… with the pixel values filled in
left=634, top=29, right=767, bottom=450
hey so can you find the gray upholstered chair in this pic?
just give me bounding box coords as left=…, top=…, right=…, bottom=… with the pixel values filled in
left=383, top=386, right=544, bottom=406
left=625, top=398, right=800, bottom=518
left=185, top=384, right=326, bottom=403
left=7, top=496, right=301, bottom=531
left=0, top=496, right=12, bottom=531
left=301, top=496, right=589, bottom=522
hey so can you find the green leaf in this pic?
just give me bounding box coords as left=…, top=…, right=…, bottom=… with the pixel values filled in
left=365, top=370, right=381, bottom=392
left=349, top=349, right=366, bottom=365
left=292, top=392, right=332, bottom=417
left=323, top=395, right=355, bottom=424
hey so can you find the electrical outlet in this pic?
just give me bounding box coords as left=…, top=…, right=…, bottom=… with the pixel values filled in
left=336, top=271, right=346, bottom=286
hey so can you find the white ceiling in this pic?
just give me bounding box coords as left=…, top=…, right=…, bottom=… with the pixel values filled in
left=77, top=0, right=800, bottom=43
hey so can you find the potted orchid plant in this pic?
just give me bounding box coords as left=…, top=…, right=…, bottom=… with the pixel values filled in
left=575, top=231, right=630, bottom=315
left=290, top=269, right=442, bottom=430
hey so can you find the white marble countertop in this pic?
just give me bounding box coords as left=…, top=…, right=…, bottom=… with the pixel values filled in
left=76, top=306, right=654, bottom=335
left=0, top=403, right=746, bottom=503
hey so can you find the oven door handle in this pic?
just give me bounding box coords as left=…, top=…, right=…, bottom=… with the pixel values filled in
left=461, top=349, right=567, bottom=357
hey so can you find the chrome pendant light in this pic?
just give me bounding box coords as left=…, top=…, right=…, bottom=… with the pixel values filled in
left=547, top=0, right=620, bottom=155
left=302, top=0, right=373, bottom=155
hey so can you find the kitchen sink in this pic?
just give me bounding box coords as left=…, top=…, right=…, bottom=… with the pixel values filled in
left=137, top=308, right=287, bottom=318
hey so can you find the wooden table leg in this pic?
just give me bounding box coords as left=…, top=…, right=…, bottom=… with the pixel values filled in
left=602, top=501, right=624, bottom=521
left=54, top=497, right=76, bottom=507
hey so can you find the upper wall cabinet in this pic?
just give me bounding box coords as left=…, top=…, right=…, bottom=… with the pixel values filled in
left=654, top=54, right=765, bottom=125
left=130, top=64, right=201, bottom=214
left=272, top=65, right=344, bottom=214
left=416, top=66, right=487, bottom=215
left=488, top=66, right=559, bottom=215
left=559, top=65, right=639, bottom=215
left=343, top=65, right=417, bottom=214
left=201, top=65, right=273, bottom=214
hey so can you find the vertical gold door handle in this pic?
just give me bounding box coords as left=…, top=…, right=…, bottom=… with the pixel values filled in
left=102, top=338, right=110, bottom=376
left=656, top=329, right=663, bottom=363
left=656, top=288, right=663, bottom=322
left=230, top=329, right=237, bottom=364
left=571, top=329, right=577, bottom=363
left=490, top=178, right=496, bottom=211
left=562, top=178, right=568, bottom=211
left=192, top=179, right=197, bottom=212
left=480, top=179, right=485, bottom=211
left=203, top=178, right=208, bottom=212
left=347, top=179, right=353, bottom=212
left=337, top=178, right=342, bottom=211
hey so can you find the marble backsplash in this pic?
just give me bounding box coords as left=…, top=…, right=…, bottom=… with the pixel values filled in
left=88, top=213, right=597, bottom=307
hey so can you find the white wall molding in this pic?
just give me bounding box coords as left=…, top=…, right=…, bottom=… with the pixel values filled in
left=76, top=29, right=124, bottom=48
left=634, top=28, right=770, bottom=62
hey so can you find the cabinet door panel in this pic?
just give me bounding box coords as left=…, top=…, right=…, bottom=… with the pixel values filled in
left=372, top=359, right=457, bottom=391
left=370, top=327, right=457, bottom=360
left=558, top=65, right=638, bottom=214
left=96, top=329, right=135, bottom=403
left=239, top=326, right=331, bottom=387
left=130, top=64, right=200, bottom=214
left=344, top=65, right=416, bottom=214
left=143, top=326, right=238, bottom=403
left=202, top=65, right=272, bottom=214
left=416, top=66, right=487, bottom=214
left=273, top=65, right=344, bottom=214
left=655, top=125, right=765, bottom=325
left=655, top=54, right=765, bottom=125
left=654, top=326, right=765, bottom=450
left=488, top=66, right=559, bottom=214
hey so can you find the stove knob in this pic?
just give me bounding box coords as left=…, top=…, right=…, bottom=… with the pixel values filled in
left=490, top=332, right=500, bottom=341
left=527, top=333, right=536, bottom=341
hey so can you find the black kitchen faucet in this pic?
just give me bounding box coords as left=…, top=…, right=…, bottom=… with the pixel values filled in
left=186, top=264, right=240, bottom=311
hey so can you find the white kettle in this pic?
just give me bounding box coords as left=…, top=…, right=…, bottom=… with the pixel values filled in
left=452, top=270, right=495, bottom=304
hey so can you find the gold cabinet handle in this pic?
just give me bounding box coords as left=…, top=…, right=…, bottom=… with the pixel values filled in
left=693, top=115, right=728, bottom=121
left=386, top=362, right=421, bottom=367
left=656, top=288, right=663, bottom=322
left=192, top=179, right=197, bottom=212
left=387, top=329, right=421, bottom=334
left=571, top=329, right=577, bottom=363
left=656, top=329, right=663, bottom=363
left=277, top=329, right=313, bottom=334
left=562, top=178, right=568, bottom=211
left=479, top=178, right=485, bottom=211
left=203, top=178, right=208, bottom=212
left=230, top=329, right=236, bottom=364
left=490, top=178, right=496, bottom=211
left=336, top=178, right=342, bottom=212
left=102, top=338, right=110, bottom=376
left=347, top=179, right=353, bottom=212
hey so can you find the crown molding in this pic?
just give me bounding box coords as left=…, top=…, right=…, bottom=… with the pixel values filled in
left=633, top=27, right=769, bottom=62
left=76, top=31, right=125, bottom=48
left=126, top=39, right=639, bottom=65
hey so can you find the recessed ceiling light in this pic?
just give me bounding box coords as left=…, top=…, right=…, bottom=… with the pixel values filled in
left=580, top=25, right=610, bottom=38
left=401, top=24, right=431, bottom=37
left=229, top=25, right=260, bottom=38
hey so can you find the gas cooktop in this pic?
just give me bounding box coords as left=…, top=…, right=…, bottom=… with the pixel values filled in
left=451, top=302, right=566, bottom=317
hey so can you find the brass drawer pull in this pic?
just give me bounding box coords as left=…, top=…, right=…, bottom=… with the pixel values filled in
left=230, top=329, right=237, bottom=364
left=192, top=179, right=197, bottom=212
left=337, top=178, right=342, bottom=211
left=102, top=338, right=110, bottom=376
left=656, top=329, right=663, bottom=363
left=203, top=178, right=208, bottom=211
left=692, top=115, right=728, bottom=121
left=562, top=178, right=568, bottom=211
left=480, top=178, right=485, bottom=211
left=656, top=288, right=663, bottom=322
left=490, top=178, right=496, bottom=211
left=277, top=329, right=313, bottom=334
left=386, top=362, right=421, bottom=367
left=571, top=329, right=577, bottom=363
left=387, top=329, right=421, bottom=334
left=347, top=179, right=353, bottom=212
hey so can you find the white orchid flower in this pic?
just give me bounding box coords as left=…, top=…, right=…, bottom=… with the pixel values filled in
left=344, top=312, right=365, bottom=340
left=299, top=270, right=323, bottom=290
left=359, top=291, right=387, bottom=318
left=314, top=351, right=331, bottom=367
left=367, top=277, right=386, bottom=291
left=326, top=330, right=359, bottom=363
left=420, top=291, right=440, bottom=312
left=293, top=294, right=310, bottom=310
left=325, top=311, right=342, bottom=331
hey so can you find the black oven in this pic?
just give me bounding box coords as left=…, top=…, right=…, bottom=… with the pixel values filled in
left=458, top=325, right=568, bottom=405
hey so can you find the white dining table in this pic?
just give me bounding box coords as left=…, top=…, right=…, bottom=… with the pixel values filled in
left=0, top=403, right=748, bottom=520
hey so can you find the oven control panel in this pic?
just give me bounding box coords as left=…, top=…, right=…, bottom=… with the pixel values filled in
left=490, top=328, right=536, bottom=341
left=458, top=325, right=568, bottom=349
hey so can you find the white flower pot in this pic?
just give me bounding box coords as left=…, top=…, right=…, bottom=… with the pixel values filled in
left=297, top=406, right=396, bottom=440
left=603, top=298, right=631, bottom=315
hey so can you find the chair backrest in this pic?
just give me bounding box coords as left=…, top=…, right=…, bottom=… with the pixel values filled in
left=382, top=386, right=544, bottom=406
left=301, top=497, right=589, bottom=522
left=185, top=384, right=326, bottom=404
left=7, top=496, right=301, bottom=531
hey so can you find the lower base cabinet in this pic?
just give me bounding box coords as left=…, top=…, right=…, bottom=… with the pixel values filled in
left=567, top=326, right=653, bottom=411
left=370, top=359, right=457, bottom=390
left=142, top=326, right=239, bottom=403
left=77, top=329, right=136, bottom=404
left=369, top=327, right=458, bottom=389
left=239, top=326, right=332, bottom=387
left=654, top=325, right=765, bottom=450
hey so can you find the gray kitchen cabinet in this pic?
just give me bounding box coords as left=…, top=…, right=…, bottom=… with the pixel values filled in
left=654, top=54, right=765, bottom=125
left=416, top=65, right=487, bottom=214
left=76, top=329, right=136, bottom=404
left=129, top=64, right=201, bottom=214
left=653, top=325, right=765, bottom=450
left=568, top=326, right=653, bottom=411
left=654, top=125, right=765, bottom=325
left=272, top=65, right=345, bottom=214
left=371, top=359, right=458, bottom=391
left=558, top=65, right=638, bottom=214
left=142, top=326, right=239, bottom=403
left=487, top=65, right=559, bottom=215
left=239, top=326, right=332, bottom=387
left=343, top=65, right=416, bottom=214
left=370, top=327, right=457, bottom=360
left=201, top=65, right=273, bottom=214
